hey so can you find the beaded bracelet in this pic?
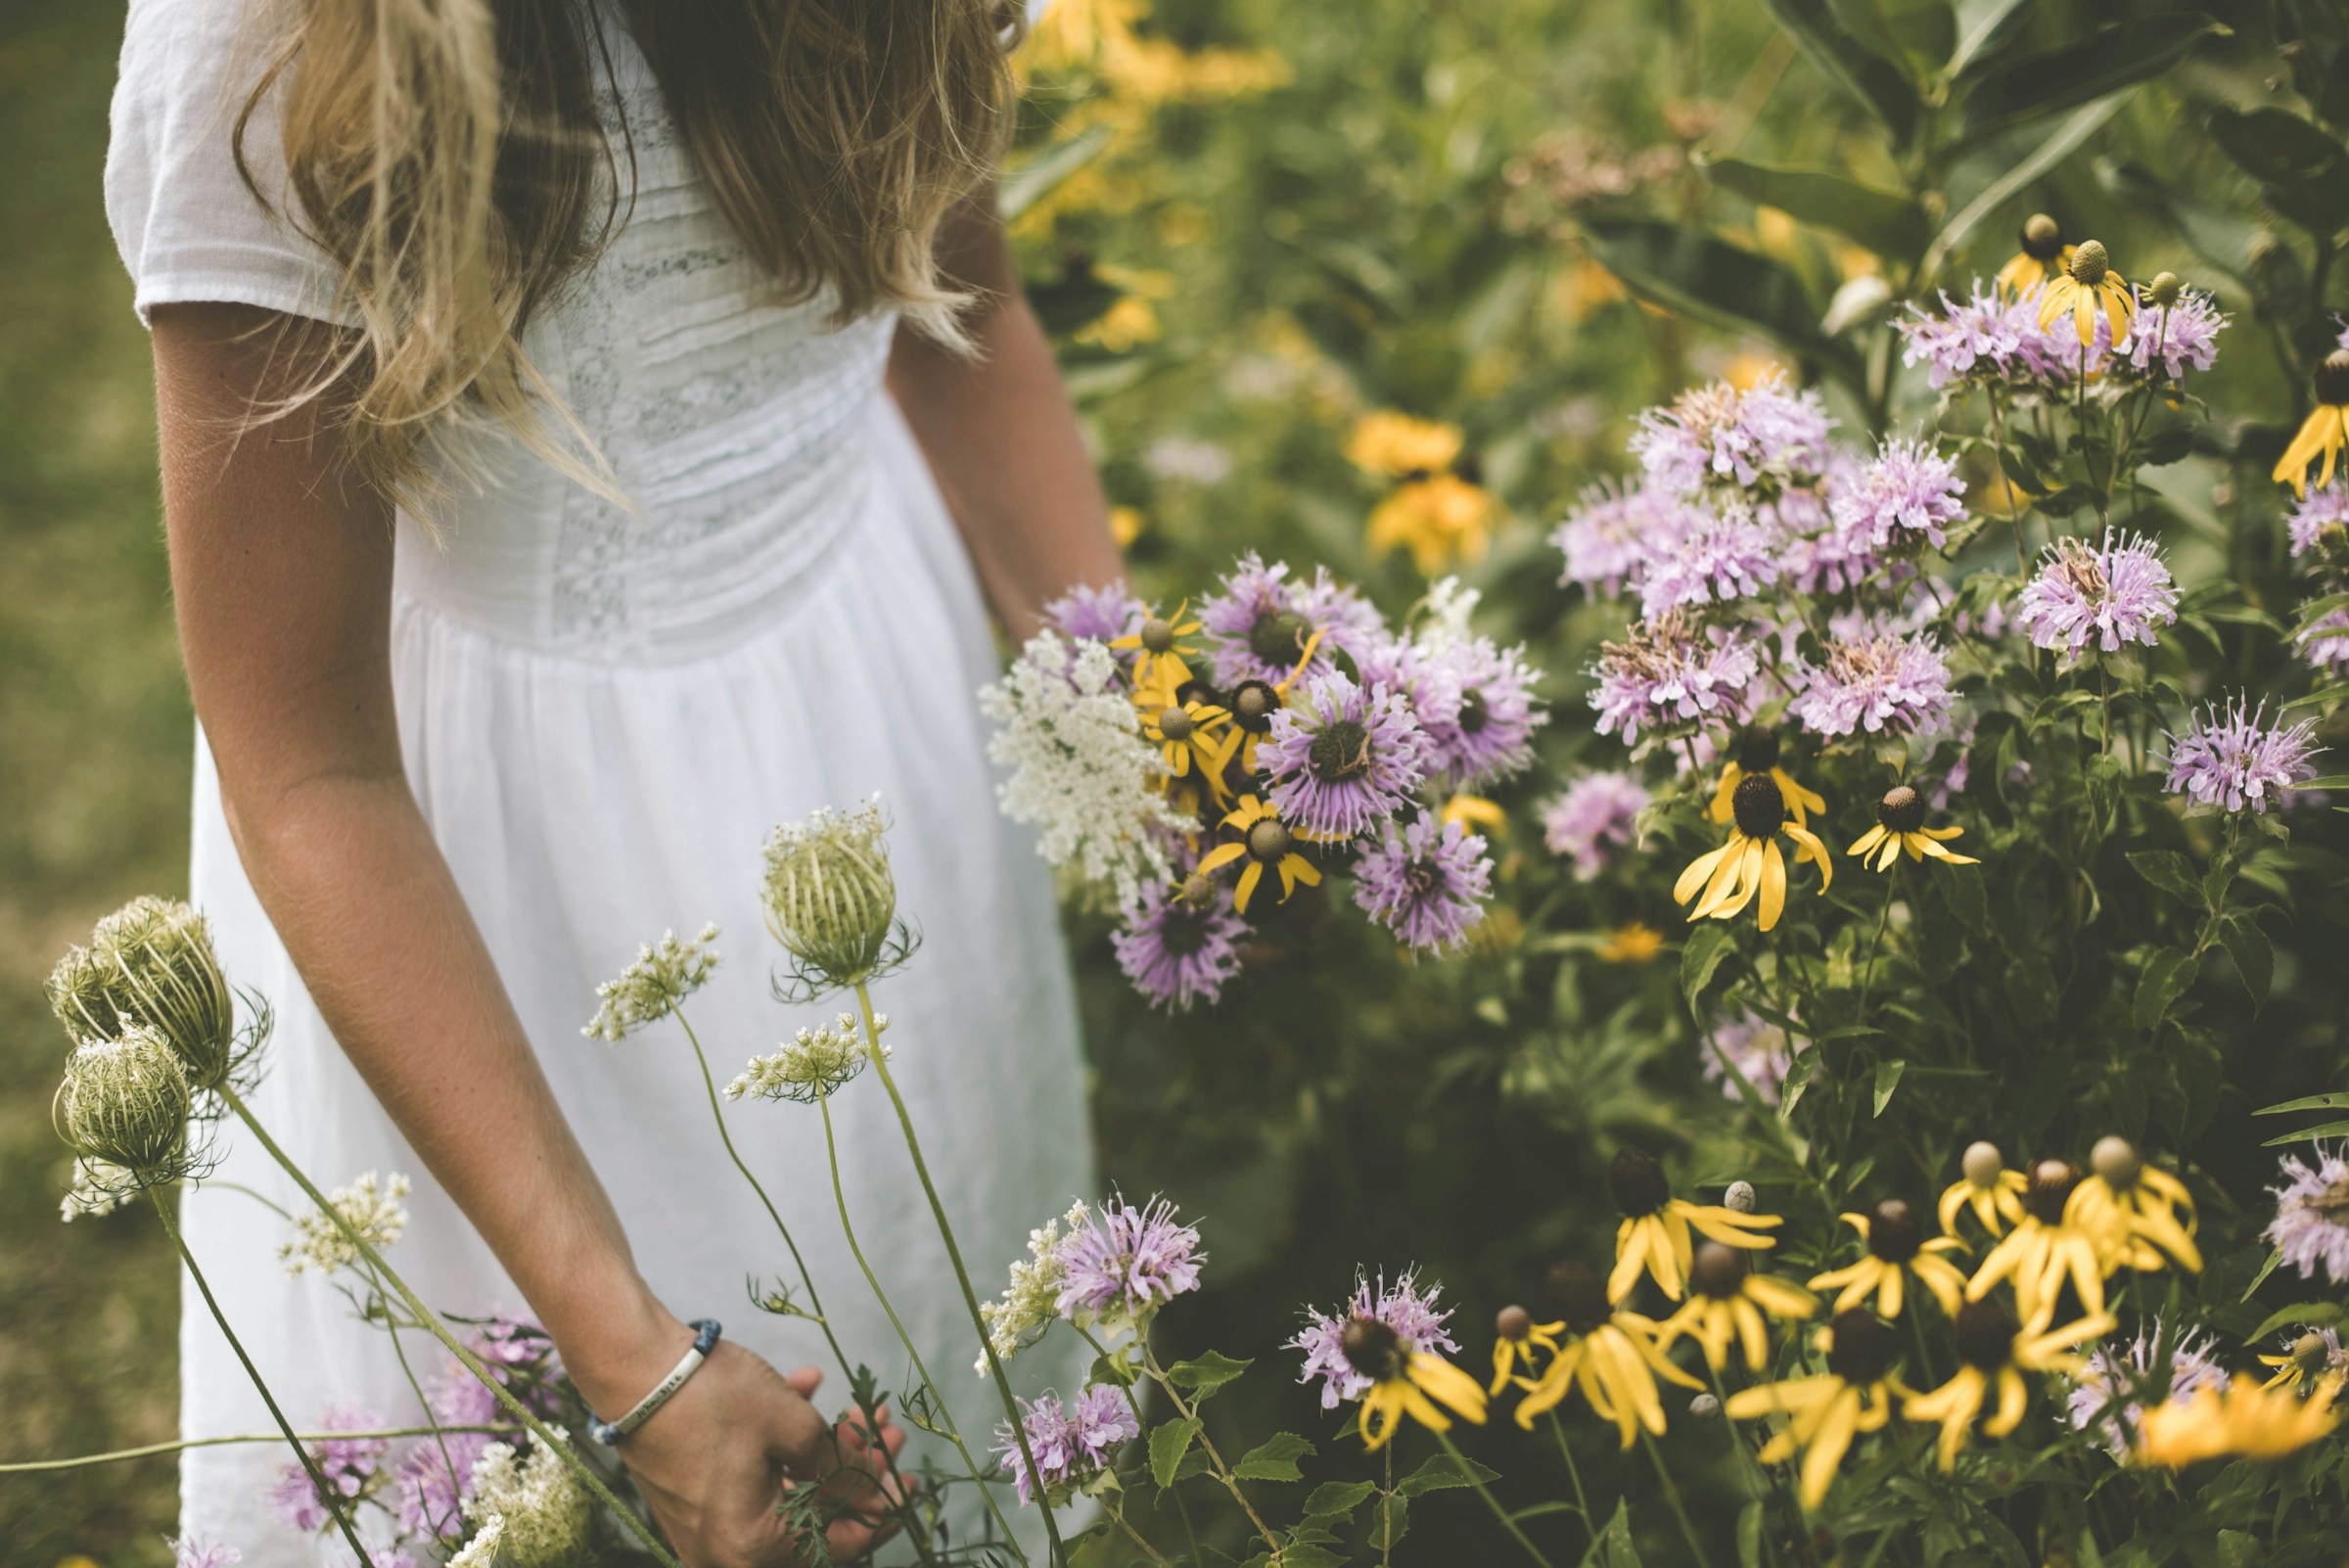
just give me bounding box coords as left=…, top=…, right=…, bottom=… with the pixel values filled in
left=586, top=1318, right=723, bottom=1446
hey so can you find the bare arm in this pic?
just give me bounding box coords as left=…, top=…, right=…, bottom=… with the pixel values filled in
left=887, top=189, right=1125, bottom=641
left=151, top=303, right=896, bottom=1568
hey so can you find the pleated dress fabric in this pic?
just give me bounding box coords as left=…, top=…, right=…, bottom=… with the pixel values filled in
left=104, top=0, right=1092, bottom=1558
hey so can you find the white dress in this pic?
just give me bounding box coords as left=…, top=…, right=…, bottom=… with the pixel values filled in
left=104, top=0, right=1092, bottom=1559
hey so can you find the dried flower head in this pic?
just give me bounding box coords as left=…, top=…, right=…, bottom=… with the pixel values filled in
left=280, top=1171, right=412, bottom=1276
left=583, top=924, right=719, bottom=1040
left=464, top=1433, right=592, bottom=1568
left=49, top=897, right=241, bottom=1091
left=761, top=799, right=911, bottom=992
left=726, top=1012, right=880, bottom=1104
left=55, top=1028, right=193, bottom=1180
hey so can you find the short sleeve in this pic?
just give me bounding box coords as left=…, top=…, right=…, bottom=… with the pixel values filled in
left=105, top=0, right=356, bottom=328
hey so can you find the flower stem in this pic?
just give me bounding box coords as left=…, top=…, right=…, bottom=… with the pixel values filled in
left=1109, top=1497, right=1174, bottom=1566
left=1434, top=1427, right=1555, bottom=1568
left=217, top=1086, right=682, bottom=1568
left=1083, top=1325, right=1201, bottom=1566
left=1858, top=871, right=1896, bottom=1019
left=1380, top=1443, right=1396, bottom=1568
left=148, top=1188, right=377, bottom=1568
left=1639, top=1427, right=1715, bottom=1568
left=0, top=1424, right=515, bottom=1473
left=1543, top=1411, right=1592, bottom=1531
left=1138, top=1341, right=1285, bottom=1559
left=852, top=982, right=1069, bottom=1568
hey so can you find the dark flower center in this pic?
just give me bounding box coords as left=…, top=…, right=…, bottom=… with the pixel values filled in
left=2067, top=240, right=2109, bottom=287
left=1546, top=1261, right=1611, bottom=1335
left=1734, top=726, right=1780, bottom=773
left=1730, top=774, right=1787, bottom=840
left=1609, top=1146, right=1670, bottom=1217
left=1876, top=786, right=1924, bottom=835
left=1456, top=689, right=1490, bottom=734
left=1309, top=720, right=1372, bottom=782
left=1824, top=1310, right=1897, bottom=1385
left=1140, top=618, right=1176, bottom=654
left=1341, top=1315, right=1407, bottom=1381
left=1953, top=1300, right=2017, bottom=1372
left=1158, top=706, right=1195, bottom=742
left=1691, top=1242, right=1748, bottom=1300
left=1865, top=1198, right=1923, bottom=1263
left=1157, top=902, right=1216, bottom=959
left=1246, top=818, right=1294, bottom=862
left=2024, top=1159, right=2079, bottom=1225
left=1229, top=680, right=1279, bottom=730
left=2317, top=349, right=2349, bottom=408
left=2020, top=213, right=2062, bottom=260
left=1249, top=610, right=1312, bottom=668
left=1405, top=859, right=1445, bottom=899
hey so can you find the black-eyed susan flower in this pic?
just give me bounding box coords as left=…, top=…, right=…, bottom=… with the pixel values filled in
left=1846, top=786, right=1977, bottom=873
left=1966, top=1159, right=2114, bottom=1321
left=1724, top=1311, right=1908, bottom=1509
left=1655, top=1243, right=1818, bottom=1373
left=2258, top=1328, right=2346, bottom=1394
left=2038, top=239, right=2135, bottom=350
left=1368, top=473, right=1497, bottom=574
left=1708, top=727, right=1824, bottom=829
left=1905, top=1299, right=2114, bottom=1469
left=1133, top=676, right=1238, bottom=799
left=1337, top=1313, right=1490, bottom=1451
left=2135, top=1376, right=2340, bottom=1466
left=1347, top=410, right=1465, bottom=480
left=1673, top=774, right=1833, bottom=933
left=1490, top=1303, right=1561, bottom=1393
left=1195, top=795, right=1321, bottom=915
left=1110, top=601, right=1204, bottom=690
left=2272, top=348, right=2349, bottom=498
left=1996, top=213, right=2071, bottom=299
left=1608, top=1147, right=1781, bottom=1302
left=1513, top=1263, right=1704, bottom=1448
left=1939, top=1140, right=2027, bottom=1238
left=1808, top=1198, right=1970, bottom=1319
left=2065, top=1136, right=2201, bottom=1275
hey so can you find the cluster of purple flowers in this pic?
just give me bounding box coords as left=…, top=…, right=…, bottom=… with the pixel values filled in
left=1895, top=279, right=2226, bottom=391
left=1632, top=370, right=1835, bottom=494
left=1054, top=1196, right=1206, bottom=1329
left=2266, top=1147, right=2349, bottom=1282
left=266, top=1404, right=392, bottom=1533
left=1590, top=612, right=1761, bottom=744
left=1542, top=769, right=1650, bottom=879
left=2163, top=699, right=2324, bottom=814
left=2015, top=530, right=2179, bottom=662
left=2064, top=1321, right=2232, bottom=1461
left=2287, top=483, right=2349, bottom=560
left=1702, top=1011, right=1801, bottom=1104
left=1262, top=673, right=1432, bottom=840
left=1353, top=815, right=1494, bottom=951
left=1832, top=437, right=1967, bottom=554
left=1195, top=553, right=1385, bottom=687
left=1112, top=880, right=1247, bottom=1013
left=995, top=1385, right=1139, bottom=1505
left=1290, top=1271, right=1458, bottom=1409
left=1791, top=628, right=1955, bottom=738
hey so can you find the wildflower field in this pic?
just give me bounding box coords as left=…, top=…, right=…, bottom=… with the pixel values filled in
left=8, top=0, right=2349, bottom=1563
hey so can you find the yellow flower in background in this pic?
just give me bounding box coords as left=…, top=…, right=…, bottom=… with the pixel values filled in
left=2066, top=1137, right=2201, bottom=1274
left=1726, top=1312, right=1908, bottom=1509
left=1512, top=1263, right=1703, bottom=1448
left=2136, top=1377, right=2340, bottom=1467
left=1077, top=294, right=1163, bottom=352
left=1808, top=1199, right=1970, bottom=1319
left=1441, top=793, right=1507, bottom=837
left=1723, top=352, right=1789, bottom=392
left=1551, top=257, right=1629, bottom=325
left=1940, top=1141, right=2028, bottom=1238
left=1367, top=474, right=1496, bottom=574
left=1675, top=773, right=1833, bottom=932
left=1707, top=727, right=1823, bottom=828
left=1655, top=1243, right=1818, bottom=1372
left=1598, top=921, right=1664, bottom=964
left=1965, top=1159, right=2114, bottom=1321
left=1996, top=212, right=2072, bottom=299
left=1846, top=785, right=1977, bottom=872
left=2273, top=349, right=2349, bottom=497
left=1196, top=795, right=1320, bottom=914
left=2037, top=239, right=2135, bottom=349
left=1337, top=1314, right=1488, bottom=1450
left=1905, top=1300, right=2114, bottom=1469
left=1607, top=1147, right=1780, bottom=1302
left=1108, top=505, right=1147, bottom=548
left=1347, top=411, right=1465, bottom=480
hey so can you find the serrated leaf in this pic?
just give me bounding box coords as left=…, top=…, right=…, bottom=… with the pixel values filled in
left=1701, top=156, right=1930, bottom=260
left=1167, top=1352, right=1251, bottom=1398
left=1369, top=1494, right=1409, bottom=1553
left=2127, top=850, right=2205, bottom=907
left=2220, top=914, right=2274, bottom=1010
left=1872, top=1058, right=1907, bottom=1118
left=1276, top=1546, right=1347, bottom=1568
left=1232, top=1432, right=1313, bottom=1481
left=1958, top=15, right=2227, bottom=140
left=1148, top=1418, right=1202, bottom=1489
left=1397, top=1451, right=1501, bottom=1498
left=1302, top=1480, right=1375, bottom=1518
left=2133, top=946, right=2198, bottom=1032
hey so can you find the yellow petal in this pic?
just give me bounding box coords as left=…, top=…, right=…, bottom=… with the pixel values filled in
left=1675, top=843, right=1732, bottom=906
left=1234, top=860, right=1264, bottom=913
left=1759, top=840, right=1788, bottom=931
left=1848, top=825, right=1887, bottom=858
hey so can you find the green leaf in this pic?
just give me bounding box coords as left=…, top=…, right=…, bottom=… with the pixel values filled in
left=999, top=127, right=1113, bottom=223
left=1580, top=1499, right=1643, bottom=1568
left=1369, top=1494, right=1409, bottom=1554
left=1958, top=15, right=2227, bottom=140
left=2254, top=1092, right=2349, bottom=1116
left=1302, top=1480, right=1375, bottom=1518
left=2206, top=108, right=2349, bottom=234
left=1946, top=0, right=2033, bottom=76
left=1167, top=1352, right=1252, bottom=1399
left=2248, top=1301, right=2349, bottom=1343
left=1397, top=1451, right=1502, bottom=1498
left=1232, top=1432, right=1314, bottom=1481
left=2242, top=1248, right=2284, bottom=1301
left=2264, top=1119, right=2349, bottom=1147
left=1759, top=0, right=1920, bottom=145
left=1701, top=156, right=1931, bottom=261
left=2293, top=773, right=2349, bottom=792
left=2133, top=946, right=2199, bottom=1032
left=1681, top=921, right=1736, bottom=1017
left=1928, top=95, right=2130, bottom=275
left=1872, top=1058, right=1907, bottom=1118
left=1148, top=1418, right=1202, bottom=1489
left=2127, top=850, right=2206, bottom=907
left=1578, top=217, right=1864, bottom=388
left=1278, top=1547, right=1348, bottom=1568
left=2219, top=914, right=2274, bottom=1010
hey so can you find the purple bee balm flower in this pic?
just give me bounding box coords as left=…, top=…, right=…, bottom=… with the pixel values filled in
left=1054, top=1196, right=1205, bottom=1329
left=1290, top=1271, right=1458, bottom=1409
left=1354, top=632, right=1461, bottom=732
left=1198, top=553, right=1382, bottom=688
left=1044, top=581, right=1146, bottom=646
left=2015, top=530, right=2178, bottom=661
left=1896, top=284, right=2074, bottom=389
left=2288, top=483, right=2349, bottom=559
left=1633, top=371, right=1835, bottom=495
left=1262, top=672, right=1430, bottom=841
left=1418, top=637, right=1546, bottom=787
left=1589, top=612, right=1761, bottom=745
left=1073, top=1383, right=1141, bottom=1467
left=1553, top=481, right=1696, bottom=598
left=2123, top=289, right=2226, bottom=380
left=994, top=1392, right=1081, bottom=1505
left=2065, top=1320, right=2231, bottom=1461
left=1792, top=629, right=1954, bottom=739
left=1774, top=456, right=1884, bottom=595
left=171, top=1542, right=243, bottom=1568
left=1636, top=501, right=1784, bottom=616
left=1542, top=770, right=1649, bottom=879
left=2298, top=606, right=2349, bottom=676
left=2267, top=1147, right=2349, bottom=1283
left=1831, top=437, right=1966, bottom=554
left=1353, top=815, right=1493, bottom=953
left=266, top=1405, right=388, bottom=1532
left=1112, top=880, right=1246, bottom=1012
left=1701, top=1012, right=1799, bottom=1104
left=2163, top=699, right=2324, bottom=814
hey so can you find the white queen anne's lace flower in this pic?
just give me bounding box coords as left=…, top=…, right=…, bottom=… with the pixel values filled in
left=978, top=1200, right=1089, bottom=1372
left=464, top=1435, right=591, bottom=1568
left=281, top=1172, right=412, bottom=1275
left=728, top=1012, right=884, bottom=1103
left=60, top=1156, right=134, bottom=1222
left=582, top=924, right=719, bottom=1040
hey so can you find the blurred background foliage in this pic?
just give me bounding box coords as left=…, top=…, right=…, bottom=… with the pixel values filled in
left=3, top=0, right=2346, bottom=1561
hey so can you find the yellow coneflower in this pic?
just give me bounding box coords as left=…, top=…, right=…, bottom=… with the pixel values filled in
left=1674, top=774, right=1834, bottom=933
left=1905, top=1300, right=2114, bottom=1469
left=1996, top=213, right=2071, bottom=299
left=1939, top=1140, right=2027, bottom=1238
left=1512, top=1263, right=1704, bottom=1449
left=1195, top=795, right=1320, bottom=914
left=2037, top=239, right=2135, bottom=350
left=1110, top=601, right=1203, bottom=690
left=1368, top=473, right=1496, bottom=574
left=1966, top=1159, right=2114, bottom=1321
left=2258, top=1329, right=2346, bottom=1394
left=1724, top=1311, right=1909, bottom=1509
left=1708, top=727, right=1825, bottom=829
left=1442, top=793, right=1508, bottom=837
left=1132, top=671, right=1237, bottom=800
left=2272, top=349, right=2349, bottom=498
left=1597, top=921, right=1664, bottom=964
left=1489, top=1303, right=1562, bottom=1393
left=2064, top=1136, right=2200, bottom=1274
left=1346, top=411, right=1465, bottom=480
left=1339, top=1314, right=1489, bottom=1451
left=1808, top=1198, right=1971, bottom=1319
left=1608, top=1147, right=1780, bottom=1302
left=1656, top=1243, right=1818, bottom=1373
left=1846, top=786, right=1977, bottom=873
left=2135, top=1376, right=2341, bottom=1467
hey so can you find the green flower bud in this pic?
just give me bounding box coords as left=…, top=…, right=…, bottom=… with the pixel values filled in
left=57, top=1027, right=192, bottom=1176
left=48, top=897, right=237, bottom=1091
left=761, top=800, right=905, bottom=991
left=2146, top=272, right=2184, bottom=308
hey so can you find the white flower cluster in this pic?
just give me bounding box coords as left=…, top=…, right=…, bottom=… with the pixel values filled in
left=976, top=1198, right=1088, bottom=1373
left=280, top=1171, right=411, bottom=1276
left=59, top=1157, right=132, bottom=1222
left=1414, top=575, right=1483, bottom=653
left=463, top=1434, right=592, bottom=1568
left=446, top=1518, right=503, bottom=1568
left=980, top=632, right=1188, bottom=906
left=582, top=923, right=720, bottom=1041
left=727, top=1012, right=888, bottom=1104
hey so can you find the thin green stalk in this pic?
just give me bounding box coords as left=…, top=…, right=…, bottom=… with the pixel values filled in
left=0, top=1424, right=514, bottom=1473
left=1380, top=1442, right=1396, bottom=1568
left=1707, top=1366, right=1780, bottom=1568
left=1638, top=1427, right=1715, bottom=1568
left=1138, top=1340, right=1285, bottom=1559
left=150, top=1189, right=377, bottom=1568
left=1858, top=871, right=1896, bottom=1019
left=1434, top=1427, right=1556, bottom=1568
left=1543, top=1411, right=1592, bottom=1532
left=1081, top=1324, right=1202, bottom=1568
left=217, top=1087, right=683, bottom=1568
left=852, top=982, right=1067, bottom=1567
left=375, top=1276, right=466, bottom=1542
left=1109, top=1497, right=1174, bottom=1566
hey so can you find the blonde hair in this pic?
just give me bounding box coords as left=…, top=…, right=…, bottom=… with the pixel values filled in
left=238, top=0, right=1019, bottom=516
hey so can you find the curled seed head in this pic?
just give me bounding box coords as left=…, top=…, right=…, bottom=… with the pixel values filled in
left=1688, top=1392, right=1722, bottom=1421
left=1724, top=1180, right=1758, bottom=1215
left=760, top=801, right=899, bottom=989
left=1961, top=1141, right=2004, bottom=1187
left=1341, top=1315, right=1406, bottom=1381
left=1730, top=773, right=1787, bottom=840
left=57, top=1028, right=192, bottom=1175
left=1497, top=1305, right=1533, bottom=1342
left=2021, top=213, right=2062, bottom=258
left=1953, top=1299, right=2018, bottom=1371
left=1247, top=818, right=1294, bottom=861
left=1877, top=786, right=1924, bottom=835
left=48, top=897, right=237, bottom=1091
left=2147, top=271, right=2184, bottom=307
left=1157, top=705, right=1194, bottom=742
left=1610, top=1146, right=1671, bottom=1217
left=1691, top=1242, right=1749, bottom=1299
left=2316, top=349, right=2349, bottom=407
left=2090, top=1135, right=2140, bottom=1188
left=2068, top=240, right=2110, bottom=286
left=1865, top=1198, right=1923, bottom=1263
left=1546, top=1261, right=1611, bottom=1333
left=1140, top=618, right=1176, bottom=654
left=1824, top=1310, right=1899, bottom=1385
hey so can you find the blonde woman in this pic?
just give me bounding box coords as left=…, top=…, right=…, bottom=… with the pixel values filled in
left=105, top=0, right=1115, bottom=1559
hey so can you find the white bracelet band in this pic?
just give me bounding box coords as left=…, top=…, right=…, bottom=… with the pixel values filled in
left=587, top=1318, right=721, bottom=1445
